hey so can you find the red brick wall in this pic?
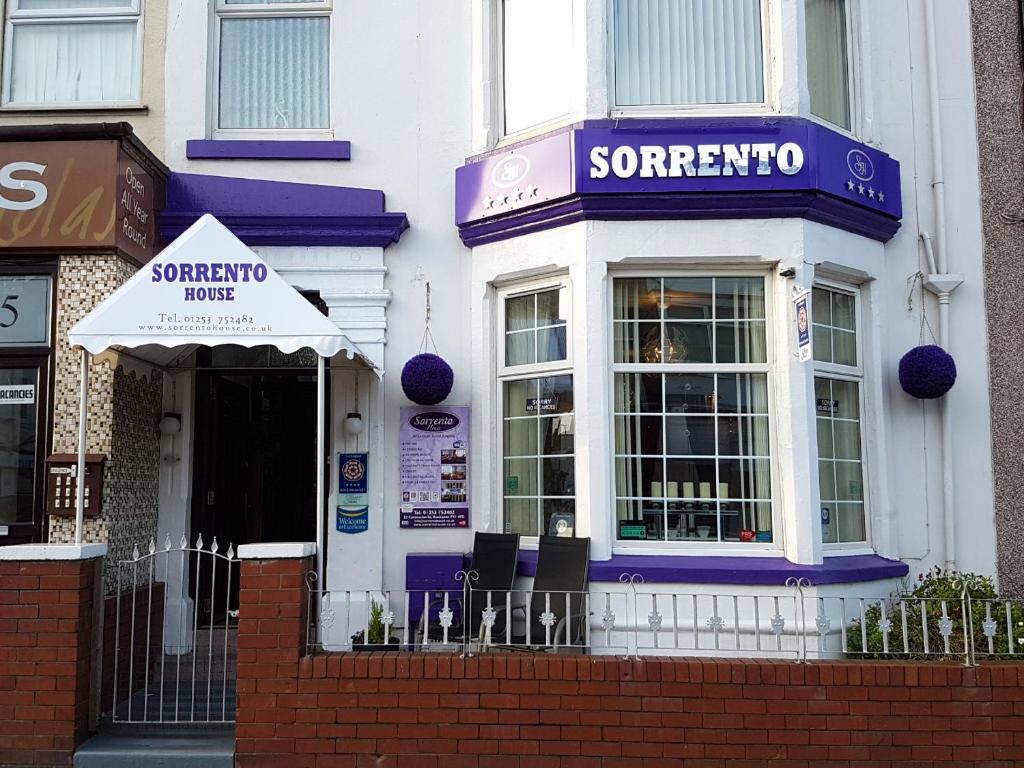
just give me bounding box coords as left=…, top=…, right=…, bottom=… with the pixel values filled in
left=233, top=559, right=1024, bottom=768
left=99, top=584, right=165, bottom=716
left=0, top=557, right=101, bottom=768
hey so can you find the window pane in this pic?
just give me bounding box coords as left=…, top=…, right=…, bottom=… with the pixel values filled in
left=219, top=16, right=329, bottom=129
left=807, top=0, right=851, bottom=130
left=717, top=373, right=769, bottom=415
left=614, top=321, right=661, bottom=363
left=505, top=498, right=538, bottom=536
left=503, top=0, right=572, bottom=134
left=820, top=502, right=839, bottom=543
left=537, top=326, right=567, bottom=363
left=505, top=330, right=535, bottom=367
left=664, top=323, right=713, bottom=363
left=715, top=321, right=767, bottom=364
left=665, top=459, right=717, bottom=494
left=10, top=22, right=137, bottom=104
left=719, top=458, right=772, bottom=500
left=829, top=379, right=859, bottom=420
left=813, top=325, right=833, bottom=363
left=503, top=378, right=536, bottom=418
left=19, top=0, right=133, bottom=7
left=719, top=416, right=770, bottom=457
left=224, top=0, right=324, bottom=3
left=832, top=329, right=856, bottom=366
left=663, top=278, right=713, bottom=320
left=614, top=0, right=764, bottom=106
left=613, top=278, right=661, bottom=320
left=812, top=288, right=832, bottom=326
left=504, top=418, right=537, bottom=457
left=816, top=417, right=834, bottom=459
left=542, top=499, right=575, bottom=536
left=504, top=458, right=538, bottom=496
left=614, top=374, right=660, bottom=417
left=541, top=457, right=574, bottom=496
left=815, top=376, right=866, bottom=544
left=665, top=374, right=715, bottom=414
left=506, top=294, right=535, bottom=331
left=831, top=291, right=856, bottom=330
left=536, top=289, right=565, bottom=326
left=664, top=415, right=715, bottom=456
left=615, top=456, right=663, bottom=498
left=539, top=375, right=573, bottom=412
left=540, top=415, right=574, bottom=455
left=716, top=278, right=766, bottom=320
left=833, top=419, right=861, bottom=461
left=834, top=461, right=863, bottom=501
left=836, top=502, right=866, bottom=542
left=614, top=414, right=663, bottom=455
left=818, top=460, right=837, bottom=501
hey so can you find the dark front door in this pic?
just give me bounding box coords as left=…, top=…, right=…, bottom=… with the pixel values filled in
left=0, top=361, right=48, bottom=545
left=191, top=371, right=320, bottom=620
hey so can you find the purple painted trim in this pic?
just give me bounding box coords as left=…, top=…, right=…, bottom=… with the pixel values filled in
left=186, top=139, right=351, bottom=161
left=515, top=551, right=908, bottom=586
left=159, top=172, right=409, bottom=248
left=457, top=190, right=900, bottom=247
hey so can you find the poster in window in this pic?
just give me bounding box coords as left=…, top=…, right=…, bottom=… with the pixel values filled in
left=399, top=406, right=470, bottom=528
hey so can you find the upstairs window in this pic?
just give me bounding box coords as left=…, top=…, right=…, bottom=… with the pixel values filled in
left=501, top=0, right=573, bottom=135
left=2, top=0, right=143, bottom=108
left=215, top=0, right=330, bottom=132
left=612, top=0, right=765, bottom=109
left=806, top=0, right=852, bottom=130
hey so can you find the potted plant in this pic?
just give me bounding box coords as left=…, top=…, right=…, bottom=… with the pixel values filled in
left=350, top=598, right=400, bottom=651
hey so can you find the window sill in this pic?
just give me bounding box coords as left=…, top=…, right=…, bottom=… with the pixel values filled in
left=186, top=139, right=351, bottom=161
left=0, top=104, right=148, bottom=115
left=516, top=550, right=908, bottom=586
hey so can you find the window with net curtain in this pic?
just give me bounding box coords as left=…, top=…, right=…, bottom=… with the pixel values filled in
left=806, top=0, right=852, bottom=130
left=612, top=0, right=765, bottom=107
left=217, top=0, right=330, bottom=130
left=501, top=0, right=573, bottom=135
left=4, top=0, right=142, bottom=106
left=501, top=287, right=576, bottom=538
left=812, top=286, right=866, bottom=544
left=612, top=277, right=773, bottom=544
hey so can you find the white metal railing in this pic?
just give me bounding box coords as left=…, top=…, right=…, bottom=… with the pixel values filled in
left=305, top=573, right=1024, bottom=664
left=110, top=535, right=238, bottom=724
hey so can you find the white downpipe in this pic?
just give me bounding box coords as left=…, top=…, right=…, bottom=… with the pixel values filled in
left=922, top=2, right=960, bottom=571
left=316, top=355, right=326, bottom=588
left=75, top=349, right=89, bottom=546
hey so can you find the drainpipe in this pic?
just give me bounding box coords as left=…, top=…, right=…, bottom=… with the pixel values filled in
left=921, top=2, right=964, bottom=570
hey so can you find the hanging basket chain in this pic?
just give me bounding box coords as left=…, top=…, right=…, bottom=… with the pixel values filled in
left=906, top=271, right=938, bottom=346
left=419, top=282, right=440, bottom=355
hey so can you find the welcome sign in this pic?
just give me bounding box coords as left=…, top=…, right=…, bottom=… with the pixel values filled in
left=69, top=214, right=353, bottom=358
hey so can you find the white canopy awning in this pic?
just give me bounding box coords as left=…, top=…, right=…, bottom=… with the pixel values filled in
left=69, top=213, right=376, bottom=371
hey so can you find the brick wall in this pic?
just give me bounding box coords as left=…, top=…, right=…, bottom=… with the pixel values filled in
left=0, top=557, right=100, bottom=768
left=234, top=558, right=1024, bottom=768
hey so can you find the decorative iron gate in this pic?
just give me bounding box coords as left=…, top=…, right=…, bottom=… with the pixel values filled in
left=108, top=535, right=239, bottom=724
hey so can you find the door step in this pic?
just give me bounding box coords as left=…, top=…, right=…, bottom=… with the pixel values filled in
left=74, top=727, right=234, bottom=768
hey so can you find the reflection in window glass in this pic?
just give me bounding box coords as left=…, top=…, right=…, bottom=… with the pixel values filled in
left=504, top=288, right=568, bottom=368
left=503, top=0, right=573, bottom=134
left=806, top=0, right=851, bottom=130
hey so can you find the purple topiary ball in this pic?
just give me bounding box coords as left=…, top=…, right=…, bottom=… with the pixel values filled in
left=401, top=353, right=454, bottom=405
left=898, top=345, right=957, bottom=399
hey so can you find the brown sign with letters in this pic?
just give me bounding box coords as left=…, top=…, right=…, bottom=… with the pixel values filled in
left=0, top=139, right=163, bottom=263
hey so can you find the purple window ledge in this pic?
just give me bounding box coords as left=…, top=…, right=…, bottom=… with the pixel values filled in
left=186, top=140, right=351, bottom=161
left=516, top=552, right=908, bottom=586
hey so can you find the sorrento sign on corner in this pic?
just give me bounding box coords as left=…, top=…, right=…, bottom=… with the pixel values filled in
left=455, top=117, right=903, bottom=244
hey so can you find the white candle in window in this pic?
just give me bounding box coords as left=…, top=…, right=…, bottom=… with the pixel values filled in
left=666, top=481, right=679, bottom=498
left=651, top=481, right=662, bottom=497
left=719, top=483, right=729, bottom=499
left=699, top=482, right=711, bottom=499
left=683, top=482, right=695, bottom=498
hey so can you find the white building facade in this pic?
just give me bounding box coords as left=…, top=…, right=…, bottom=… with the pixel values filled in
left=150, top=0, right=993, bottom=649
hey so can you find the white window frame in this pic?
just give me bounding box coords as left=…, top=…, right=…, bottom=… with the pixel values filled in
left=496, top=277, right=576, bottom=542
left=812, top=280, right=871, bottom=550
left=210, top=0, right=333, bottom=140
left=494, top=0, right=575, bottom=144
left=607, top=0, right=776, bottom=118
left=608, top=269, right=783, bottom=555
left=1, top=0, right=145, bottom=110
left=804, top=0, right=861, bottom=139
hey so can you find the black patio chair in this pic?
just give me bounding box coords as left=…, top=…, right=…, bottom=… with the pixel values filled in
left=478, top=535, right=590, bottom=652
left=418, top=532, right=519, bottom=644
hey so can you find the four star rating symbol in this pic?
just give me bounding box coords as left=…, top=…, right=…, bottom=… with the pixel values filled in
left=482, top=184, right=540, bottom=212
left=846, top=179, right=887, bottom=207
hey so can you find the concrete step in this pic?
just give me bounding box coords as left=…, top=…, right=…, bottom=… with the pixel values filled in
left=74, top=727, right=234, bottom=768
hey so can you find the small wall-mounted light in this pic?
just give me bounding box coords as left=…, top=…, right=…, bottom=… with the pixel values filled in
left=345, top=412, right=363, bottom=435
left=159, top=412, right=182, bottom=437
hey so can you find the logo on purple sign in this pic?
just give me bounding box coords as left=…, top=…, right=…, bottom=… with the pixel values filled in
left=490, top=153, right=531, bottom=189
left=409, top=412, right=460, bottom=432
left=847, top=149, right=875, bottom=182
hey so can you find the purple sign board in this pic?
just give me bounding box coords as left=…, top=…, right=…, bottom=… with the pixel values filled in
left=399, top=406, right=470, bottom=529
left=455, top=117, right=902, bottom=245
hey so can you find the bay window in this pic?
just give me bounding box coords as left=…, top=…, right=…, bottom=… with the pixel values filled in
left=3, top=0, right=143, bottom=108
left=806, top=0, right=852, bottom=130
left=215, top=0, right=330, bottom=132
left=612, top=0, right=765, bottom=109
left=812, top=285, right=867, bottom=544
left=500, top=0, right=573, bottom=136
left=500, top=284, right=577, bottom=537
left=612, top=276, right=774, bottom=544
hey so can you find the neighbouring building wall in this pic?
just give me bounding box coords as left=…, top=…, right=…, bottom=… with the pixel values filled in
left=972, top=0, right=1024, bottom=597
left=48, top=254, right=162, bottom=592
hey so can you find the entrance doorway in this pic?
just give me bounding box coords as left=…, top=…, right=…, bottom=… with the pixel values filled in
left=190, top=367, right=323, bottom=620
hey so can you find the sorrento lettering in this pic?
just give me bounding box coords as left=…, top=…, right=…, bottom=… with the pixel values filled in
left=151, top=262, right=268, bottom=302
left=589, top=142, right=805, bottom=180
